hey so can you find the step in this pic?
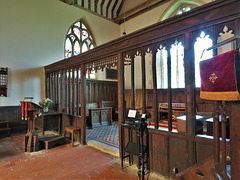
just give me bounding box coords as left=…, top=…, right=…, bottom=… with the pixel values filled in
left=39, top=135, right=66, bottom=150
left=0, top=128, right=11, bottom=132
left=0, top=121, right=9, bottom=125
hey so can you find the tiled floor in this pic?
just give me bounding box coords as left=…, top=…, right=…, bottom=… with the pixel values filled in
left=86, top=121, right=119, bottom=153
left=0, top=133, right=162, bottom=179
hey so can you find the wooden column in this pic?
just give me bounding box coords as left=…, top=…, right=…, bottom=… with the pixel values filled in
left=141, top=48, right=146, bottom=114
left=184, top=32, right=196, bottom=166
left=59, top=70, right=63, bottom=112
left=80, top=64, right=86, bottom=145
left=51, top=73, right=54, bottom=106
left=64, top=69, right=67, bottom=113
left=131, top=52, right=135, bottom=109
left=117, top=53, right=124, bottom=156
left=45, top=72, right=49, bottom=99
left=152, top=46, right=158, bottom=129
left=72, top=67, right=75, bottom=115
left=68, top=68, right=71, bottom=114
left=56, top=71, right=59, bottom=111
left=221, top=101, right=227, bottom=172
left=214, top=101, right=220, bottom=164
left=76, top=67, right=79, bottom=116
left=167, top=47, right=172, bottom=131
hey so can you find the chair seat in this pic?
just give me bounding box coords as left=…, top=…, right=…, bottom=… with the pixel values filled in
left=65, top=126, right=80, bottom=132
left=64, top=126, right=81, bottom=146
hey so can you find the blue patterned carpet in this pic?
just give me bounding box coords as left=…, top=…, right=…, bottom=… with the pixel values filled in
left=86, top=121, right=119, bottom=148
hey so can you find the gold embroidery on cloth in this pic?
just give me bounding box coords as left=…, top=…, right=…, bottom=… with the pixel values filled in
left=209, top=72, right=218, bottom=84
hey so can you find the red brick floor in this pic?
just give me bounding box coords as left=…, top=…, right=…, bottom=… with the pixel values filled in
left=0, top=134, right=153, bottom=179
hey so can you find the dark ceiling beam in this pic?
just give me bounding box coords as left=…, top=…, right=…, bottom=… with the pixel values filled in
left=106, top=0, right=113, bottom=18
left=100, top=0, right=106, bottom=16
left=114, top=0, right=171, bottom=24
left=111, top=0, right=118, bottom=19
left=116, top=0, right=125, bottom=17
left=95, top=0, right=100, bottom=12
left=88, top=0, right=91, bottom=10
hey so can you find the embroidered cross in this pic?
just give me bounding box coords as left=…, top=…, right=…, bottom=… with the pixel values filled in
left=209, top=72, right=218, bottom=84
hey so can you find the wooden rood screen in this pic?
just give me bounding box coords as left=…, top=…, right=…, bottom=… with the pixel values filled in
left=45, top=0, right=240, bottom=178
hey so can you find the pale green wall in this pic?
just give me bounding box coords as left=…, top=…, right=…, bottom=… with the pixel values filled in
left=0, top=0, right=120, bottom=106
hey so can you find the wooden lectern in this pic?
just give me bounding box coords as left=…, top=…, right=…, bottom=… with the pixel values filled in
left=20, top=101, right=42, bottom=152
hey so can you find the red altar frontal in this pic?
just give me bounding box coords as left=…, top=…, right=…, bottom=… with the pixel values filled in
left=20, top=101, right=42, bottom=152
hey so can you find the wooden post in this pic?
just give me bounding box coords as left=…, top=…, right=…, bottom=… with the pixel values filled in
left=76, top=67, right=79, bottom=116
left=221, top=101, right=227, bottom=172
left=167, top=48, right=172, bottom=131
left=56, top=71, right=59, bottom=111
left=72, top=67, right=75, bottom=115
left=81, top=64, right=86, bottom=145
left=64, top=69, right=67, bottom=113
left=141, top=48, right=146, bottom=114
left=214, top=101, right=220, bottom=164
left=68, top=68, right=71, bottom=114
left=152, top=46, right=158, bottom=129
left=184, top=32, right=196, bottom=166
left=59, top=70, right=63, bottom=112
left=118, top=52, right=124, bottom=157
left=131, top=52, right=135, bottom=109
left=45, top=72, right=48, bottom=99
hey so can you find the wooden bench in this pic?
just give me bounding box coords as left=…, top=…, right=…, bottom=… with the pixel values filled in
left=99, top=101, right=118, bottom=120
left=0, top=121, right=11, bottom=137
left=89, top=107, right=112, bottom=128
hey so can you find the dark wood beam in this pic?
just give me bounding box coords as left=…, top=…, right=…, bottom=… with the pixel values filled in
left=101, top=0, right=106, bottom=16
left=114, top=0, right=171, bottom=24
left=106, top=0, right=113, bottom=18
left=116, top=0, right=124, bottom=17
left=88, top=0, right=91, bottom=10
left=111, top=0, right=118, bottom=19
left=95, top=0, right=100, bottom=12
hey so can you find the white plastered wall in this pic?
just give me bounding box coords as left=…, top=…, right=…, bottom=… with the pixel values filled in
left=0, top=0, right=120, bottom=106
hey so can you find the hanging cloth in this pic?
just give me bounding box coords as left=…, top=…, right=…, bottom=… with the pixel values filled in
left=200, top=49, right=240, bottom=101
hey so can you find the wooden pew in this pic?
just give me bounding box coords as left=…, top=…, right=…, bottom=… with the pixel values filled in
left=99, top=101, right=118, bottom=120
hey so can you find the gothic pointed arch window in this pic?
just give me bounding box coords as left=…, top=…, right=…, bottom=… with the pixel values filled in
left=64, top=19, right=96, bottom=58
left=159, top=0, right=202, bottom=21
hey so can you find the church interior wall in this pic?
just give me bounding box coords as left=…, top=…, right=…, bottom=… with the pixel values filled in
left=0, top=0, right=120, bottom=106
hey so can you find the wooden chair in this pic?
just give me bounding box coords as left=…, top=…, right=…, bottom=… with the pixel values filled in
left=64, top=126, right=81, bottom=146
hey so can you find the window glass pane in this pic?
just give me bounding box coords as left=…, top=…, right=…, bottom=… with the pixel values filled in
left=73, top=41, right=80, bottom=55
left=73, top=28, right=80, bottom=40
left=156, top=47, right=168, bottom=89
left=70, top=34, right=75, bottom=41
left=90, top=44, right=94, bottom=49
left=65, top=38, right=72, bottom=58
left=67, top=28, right=72, bottom=35
left=74, top=22, right=80, bottom=27
left=82, top=30, right=88, bottom=40
left=145, top=51, right=153, bottom=89
left=82, top=43, right=88, bottom=53
left=82, top=23, right=87, bottom=29
left=170, top=42, right=185, bottom=88
left=194, top=31, right=213, bottom=87
left=86, top=39, right=91, bottom=45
